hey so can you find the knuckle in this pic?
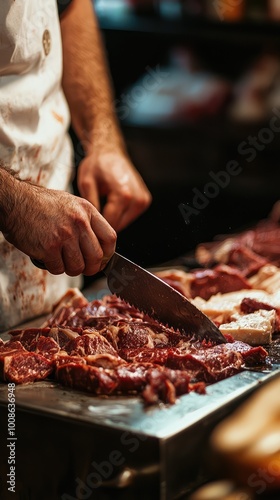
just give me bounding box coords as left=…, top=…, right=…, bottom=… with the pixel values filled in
left=78, top=177, right=91, bottom=193
left=138, top=192, right=152, bottom=210
left=109, top=228, right=117, bottom=244
left=94, top=247, right=104, bottom=262
left=145, top=191, right=152, bottom=206
left=122, top=190, right=133, bottom=204
left=79, top=196, right=91, bottom=210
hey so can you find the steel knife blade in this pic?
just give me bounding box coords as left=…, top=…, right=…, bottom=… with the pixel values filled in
left=104, top=252, right=226, bottom=344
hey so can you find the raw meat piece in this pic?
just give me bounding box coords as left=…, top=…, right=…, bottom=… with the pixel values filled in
left=7, top=328, right=51, bottom=349
left=85, top=353, right=127, bottom=369
left=8, top=327, right=51, bottom=338
left=0, top=352, right=53, bottom=383
left=142, top=368, right=205, bottom=405
left=64, top=332, right=119, bottom=357
left=100, top=320, right=183, bottom=351
left=195, top=218, right=280, bottom=270
left=190, top=265, right=251, bottom=300
left=57, top=363, right=119, bottom=395
left=0, top=340, right=27, bottom=355
left=44, top=288, right=89, bottom=327
left=108, top=320, right=182, bottom=350
left=226, top=341, right=268, bottom=366
left=46, top=293, right=146, bottom=329
left=29, top=336, right=60, bottom=361
left=55, top=353, right=87, bottom=368
left=48, top=327, right=81, bottom=349
left=119, top=346, right=242, bottom=383
left=119, top=340, right=267, bottom=383
left=156, top=269, right=193, bottom=298
left=56, top=362, right=203, bottom=405
left=226, top=245, right=268, bottom=278
left=8, top=326, right=81, bottom=350
left=240, top=297, right=276, bottom=314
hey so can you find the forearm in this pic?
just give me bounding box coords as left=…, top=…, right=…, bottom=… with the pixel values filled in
left=60, top=0, right=125, bottom=155
left=0, top=166, right=19, bottom=234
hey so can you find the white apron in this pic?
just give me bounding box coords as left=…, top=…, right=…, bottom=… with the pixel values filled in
left=0, top=0, right=81, bottom=331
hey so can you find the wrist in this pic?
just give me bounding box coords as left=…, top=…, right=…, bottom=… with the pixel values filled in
left=80, top=116, right=127, bottom=158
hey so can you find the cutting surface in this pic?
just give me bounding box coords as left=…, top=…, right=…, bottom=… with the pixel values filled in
left=0, top=367, right=279, bottom=439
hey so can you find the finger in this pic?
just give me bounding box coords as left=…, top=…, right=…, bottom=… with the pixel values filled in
left=89, top=211, right=117, bottom=260
left=112, top=207, right=139, bottom=233
left=79, top=230, right=105, bottom=276
left=43, top=255, right=65, bottom=275
left=77, top=165, right=100, bottom=211
left=105, top=189, right=152, bottom=232
left=61, top=240, right=85, bottom=277
left=102, top=193, right=130, bottom=232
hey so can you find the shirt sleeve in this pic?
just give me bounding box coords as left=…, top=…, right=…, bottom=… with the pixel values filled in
left=57, top=0, right=73, bottom=16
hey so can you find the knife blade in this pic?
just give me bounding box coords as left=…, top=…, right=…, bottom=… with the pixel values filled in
left=103, top=253, right=226, bottom=344
left=31, top=253, right=226, bottom=344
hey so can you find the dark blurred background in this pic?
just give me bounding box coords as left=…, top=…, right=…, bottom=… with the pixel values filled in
left=71, top=0, right=280, bottom=285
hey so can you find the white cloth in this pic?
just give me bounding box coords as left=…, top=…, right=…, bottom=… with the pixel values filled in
left=0, top=0, right=81, bottom=331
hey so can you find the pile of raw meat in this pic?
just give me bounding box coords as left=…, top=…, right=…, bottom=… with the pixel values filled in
left=1, top=214, right=280, bottom=405
left=0, top=289, right=268, bottom=405
left=158, top=217, right=280, bottom=346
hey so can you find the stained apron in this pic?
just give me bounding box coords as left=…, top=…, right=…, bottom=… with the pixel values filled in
left=0, top=0, right=81, bottom=331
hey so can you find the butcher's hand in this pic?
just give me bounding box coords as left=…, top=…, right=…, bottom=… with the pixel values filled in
left=1, top=176, right=116, bottom=277
left=77, top=151, right=152, bottom=232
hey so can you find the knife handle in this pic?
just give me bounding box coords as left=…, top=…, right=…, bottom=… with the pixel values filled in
left=30, top=258, right=48, bottom=270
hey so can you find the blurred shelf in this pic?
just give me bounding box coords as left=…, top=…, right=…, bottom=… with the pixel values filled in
left=97, top=11, right=280, bottom=43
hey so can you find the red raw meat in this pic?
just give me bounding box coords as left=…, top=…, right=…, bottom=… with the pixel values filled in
left=119, top=340, right=268, bottom=383
left=29, top=336, right=60, bottom=361
left=195, top=219, right=280, bottom=271
left=0, top=340, right=27, bottom=355
left=9, top=326, right=81, bottom=350
left=2, top=285, right=270, bottom=405
left=227, top=245, right=268, bottom=277
left=56, top=362, right=204, bottom=405
left=45, top=289, right=89, bottom=326
left=0, top=352, right=53, bottom=383
left=57, top=363, right=119, bottom=395
left=7, top=328, right=51, bottom=349
left=48, top=327, right=81, bottom=348
left=119, top=346, right=241, bottom=383
left=190, top=264, right=251, bottom=300
left=65, top=332, right=119, bottom=357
